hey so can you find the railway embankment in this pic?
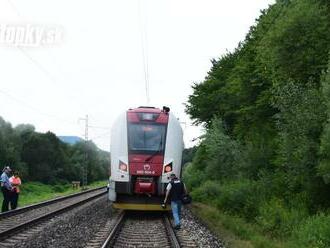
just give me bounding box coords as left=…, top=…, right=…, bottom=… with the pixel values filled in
left=0, top=188, right=107, bottom=247
left=19, top=196, right=111, bottom=248
left=0, top=181, right=107, bottom=208
left=1, top=194, right=225, bottom=247
left=189, top=203, right=289, bottom=248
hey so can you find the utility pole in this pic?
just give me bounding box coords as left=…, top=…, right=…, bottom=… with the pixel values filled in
left=79, top=115, right=88, bottom=190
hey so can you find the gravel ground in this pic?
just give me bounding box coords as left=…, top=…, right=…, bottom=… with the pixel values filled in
left=9, top=199, right=224, bottom=248
left=180, top=206, right=225, bottom=248
left=113, top=213, right=171, bottom=248
left=0, top=188, right=106, bottom=234
left=17, top=196, right=113, bottom=248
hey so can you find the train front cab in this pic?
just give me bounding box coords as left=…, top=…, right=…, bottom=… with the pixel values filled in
left=109, top=107, right=183, bottom=211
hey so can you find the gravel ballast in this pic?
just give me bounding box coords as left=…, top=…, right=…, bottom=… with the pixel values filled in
left=17, top=196, right=113, bottom=248
left=179, top=206, right=225, bottom=248
left=8, top=198, right=224, bottom=248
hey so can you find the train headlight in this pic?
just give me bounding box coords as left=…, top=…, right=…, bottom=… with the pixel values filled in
left=164, top=163, right=172, bottom=173
left=119, top=161, right=128, bottom=172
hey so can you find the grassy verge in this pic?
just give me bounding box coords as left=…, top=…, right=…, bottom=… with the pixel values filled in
left=189, top=202, right=288, bottom=248
left=88, top=180, right=108, bottom=188
left=0, top=180, right=108, bottom=208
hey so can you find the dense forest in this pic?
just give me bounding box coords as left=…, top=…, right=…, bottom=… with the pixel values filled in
left=184, top=0, right=330, bottom=246
left=0, top=117, right=109, bottom=184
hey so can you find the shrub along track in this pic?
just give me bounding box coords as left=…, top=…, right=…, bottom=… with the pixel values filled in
left=86, top=210, right=197, bottom=248
left=0, top=187, right=107, bottom=246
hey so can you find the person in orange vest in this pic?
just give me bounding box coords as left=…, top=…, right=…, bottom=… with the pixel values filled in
left=9, top=170, right=21, bottom=210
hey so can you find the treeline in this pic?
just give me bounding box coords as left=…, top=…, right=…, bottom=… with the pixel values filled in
left=0, top=117, right=109, bottom=184
left=185, top=0, right=330, bottom=246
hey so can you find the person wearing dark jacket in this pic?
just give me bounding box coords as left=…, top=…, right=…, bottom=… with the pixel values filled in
left=1, top=166, right=13, bottom=212
left=163, top=173, right=187, bottom=229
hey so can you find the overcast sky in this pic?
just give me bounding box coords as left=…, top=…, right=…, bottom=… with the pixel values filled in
left=0, top=0, right=274, bottom=151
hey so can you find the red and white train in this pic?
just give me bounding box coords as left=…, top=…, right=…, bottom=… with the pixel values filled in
left=108, top=106, right=184, bottom=210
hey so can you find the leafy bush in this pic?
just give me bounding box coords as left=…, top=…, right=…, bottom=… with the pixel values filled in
left=184, top=0, right=330, bottom=245
left=52, top=184, right=69, bottom=193
left=0, top=116, right=109, bottom=185
left=292, top=213, right=330, bottom=248
left=182, top=162, right=204, bottom=190
left=215, top=180, right=262, bottom=220
left=191, top=180, right=221, bottom=204
left=256, top=198, right=308, bottom=238
left=21, top=181, right=53, bottom=195
left=203, top=117, right=242, bottom=181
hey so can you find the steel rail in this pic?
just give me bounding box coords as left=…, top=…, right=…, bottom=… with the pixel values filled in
left=0, top=190, right=107, bottom=240
left=100, top=211, right=181, bottom=248
left=0, top=186, right=107, bottom=219
left=100, top=211, right=126, bottom=248
left=163, top=214, right=181, bottom=248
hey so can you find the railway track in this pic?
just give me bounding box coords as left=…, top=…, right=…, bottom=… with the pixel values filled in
left=0, top=186, right=107, bottom=244
left=86, top=210, right=197, bottom=248
left=0, top=188, right=198, bottom=247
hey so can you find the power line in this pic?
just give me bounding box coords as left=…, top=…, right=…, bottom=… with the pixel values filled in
left=0, top=89, right=78, bottom=127
left=138, top=0, right=150, bottom=105
left=89, top=131, right=111, bottom=140
left=18, top=47, right=58, bottom=84
left=6, top=0, right=57, bottom=84
left=4, top=0, right=112, bottom=141
left=6, top=0, right=23, bottom=19
left=6, top=0, right=89, bottom=114
left=88, top=125, right=111, bottom=130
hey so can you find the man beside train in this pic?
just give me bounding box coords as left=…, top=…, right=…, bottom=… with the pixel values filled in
left=163, top=173, right=187, bottom=230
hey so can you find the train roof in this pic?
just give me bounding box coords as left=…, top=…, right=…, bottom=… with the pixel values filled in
left=128, top=106, right=169, bottom=114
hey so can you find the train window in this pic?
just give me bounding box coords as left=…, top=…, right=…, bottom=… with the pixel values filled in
left=128, top=123, right=166, bottom=153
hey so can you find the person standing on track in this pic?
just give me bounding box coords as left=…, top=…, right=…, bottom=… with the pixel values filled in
left=163, top=173, right=187, bottom=230
left=1, top=166, right=13, bottom=212
left=9, top=170, right=21, bottom=210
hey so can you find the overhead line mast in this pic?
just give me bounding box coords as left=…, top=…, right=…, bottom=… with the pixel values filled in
left=79, top=115, right=89, bottom=189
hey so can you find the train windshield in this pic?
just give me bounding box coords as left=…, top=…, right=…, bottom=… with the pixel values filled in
left=128, top=123, right=166, bottom=153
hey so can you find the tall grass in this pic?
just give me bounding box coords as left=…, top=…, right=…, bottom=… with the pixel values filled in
left=190, top=203, right=286, bottom=248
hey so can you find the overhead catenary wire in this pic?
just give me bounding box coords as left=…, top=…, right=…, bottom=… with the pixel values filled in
left=6, top=0, right=23, bottom=19
left=138, top=0, right=150, bottom=105
left=88, top=125, right=111, bottom=130
left=6, top=1, right=58, bottom=86
left=0, top=89, right=79, bottom=127
left=4, top=0, right=112, bottom=135
left=0, top=88, right=110, bottom=142
left=89, top=131, right=111, bottom=141
left=5, top=0, right=89, bottom=114
left=6, top=0, right=58, bottom=86
left=17, top=47, right=58, bottom=84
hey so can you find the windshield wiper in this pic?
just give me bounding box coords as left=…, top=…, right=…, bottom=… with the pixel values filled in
left=145, top=136, right=163, bottom=162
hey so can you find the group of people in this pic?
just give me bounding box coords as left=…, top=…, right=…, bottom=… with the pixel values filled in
left=1, top=166, right=21, bottom=212
left=1, top=166, right=186, bottom=229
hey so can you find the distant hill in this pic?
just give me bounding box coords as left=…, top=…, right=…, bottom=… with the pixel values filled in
left=58, top=136, right=84, bottom=145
